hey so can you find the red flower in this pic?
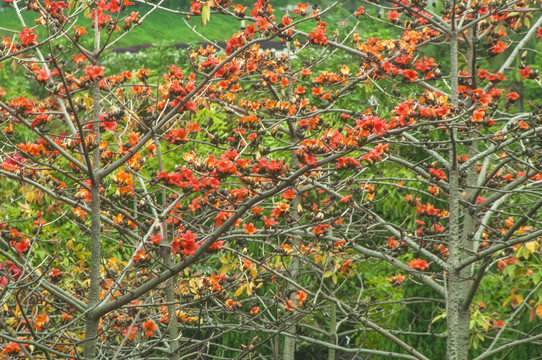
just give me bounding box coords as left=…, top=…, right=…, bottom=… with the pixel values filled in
left=429, top=168, right=448, bottom=180
left=519, top=66, right=533, bottom=79
left=10, top=239, right=29, bottom=254
left=132, top=249, right=147, bottom=264
left=2, top=342, right=21, bottom=354
left=293, top=3, right=309, bottom=16
left=181, top=231, right=199, bottom=256
left=263, top=215, right=278, bottom=228
left=84, top=65, right=105, bottom=80
left=354, top=6, right=364, bottom=17
left=243, top=222, right=257, bottom=235
left=387, top=274, right=406, bottom=285
left=506, top=92, right=519, bottom=101
left=49, top=268, right=62, bottom=279
left=19, top=28, right=37, bottom=47
left=190, top=1, right=202, bottom=15
left=497, top=257, right=517, bottom=271
left=308, top=26, right=328, bottom=46
left=231, top=4, right=247, bottom=17
left=73, top=26, right=87, bottom=39
left=490, top=41, right=507, bottom=55
left=312, top=224, right=330, bottom=235
left=148, top=233, right=163, bottom=245
left=72, top=54, right=88, bottom=67
left=164, top=127, right=189, bottom=145
left=536, top=27, right=542, bottom=39
left=333, top=240, right=345, bottom=248
left=209, top=241, right=224, bottom=251
left=408, top=258, right=429, bottom=271
left=477, top=69, right=488, bottom=79
left=386, top=10, right=401, bottom=22
left=339, top=195, right=352, bottom=203
left=281, top=189, right=296, bottom=200
left=337, top=157, right=361, bottom=169
left=402, top=69, right=418, bottom=82
left=388, top=237, right=398, bottom=249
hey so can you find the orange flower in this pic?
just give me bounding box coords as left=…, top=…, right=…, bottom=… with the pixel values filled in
left=34, top=314, right=49, bottom=330
left=2, top=342, right=21, bottom=354
left=231, top=4, right=247, bottom=17
left=333, top=240, right=345, bottom=248
left=225, top=299, right=240, bottom=308
left=284, top=299, right=296, bottom=311
left=142, top=319, right=157, bottom=338
left=250, top=306, right=260, bottom=315
left=312, top=224, right=330, bottom=235
left=84, top=65, right=105, bottom=80
left=132, top=249, right=147, bottom=265
left=408, top=258, right=429, bottom=271
left=295, top=290, right=307, bottom=306
left=72, top=206, right=87, bottom=220
left=293, top=3, right=309, bottom=16
left=243, top=222, right=257, bottom=235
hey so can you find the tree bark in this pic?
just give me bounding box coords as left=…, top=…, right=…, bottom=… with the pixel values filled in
left=328, top=298, right=337, bottom=360
left=446, top=30, right=470, bottom=360
left=282, top=39, right=300, bottom=360
left=83, top=78, right=102, bottom=359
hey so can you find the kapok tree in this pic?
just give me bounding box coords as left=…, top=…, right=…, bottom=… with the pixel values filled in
left=1, top=0, right=542, bottom=359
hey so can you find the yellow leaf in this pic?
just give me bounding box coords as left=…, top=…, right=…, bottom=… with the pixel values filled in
left=324, top=270, right=332, bottom=279
left=201, top=2, right=211, bottom=27
left=26, top=189, right=35, bottom=203
left=332, top=273, right=338, bottom=285
left=525, top=241, right=537, bottom=253
left=234, top=284, right=244, bottom=297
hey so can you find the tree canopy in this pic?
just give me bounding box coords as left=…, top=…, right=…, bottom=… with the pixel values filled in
left=1, top=0, right=542, bottom=359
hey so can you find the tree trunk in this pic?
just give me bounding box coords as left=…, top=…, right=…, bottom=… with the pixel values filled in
left=282, top=39, right=300, bottom=360
left=446, top=31, right=470, bottom=360
left=154, top=134, right=180, bottom=359
left=328, top=299, right=337, bottom=360
left=83, top=78, right=102, bottom=359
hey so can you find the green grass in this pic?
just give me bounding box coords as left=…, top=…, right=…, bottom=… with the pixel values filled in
left=0, top=6, right=241, bottom=48
left=0, top=3, right=332, bottom=49
left=111, top=8, right=241, bottom=48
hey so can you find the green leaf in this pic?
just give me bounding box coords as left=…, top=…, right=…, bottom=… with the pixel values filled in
left=533, top=272, right=541, bottom=285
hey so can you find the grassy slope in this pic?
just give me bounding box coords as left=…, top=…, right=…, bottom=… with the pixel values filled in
left=0, top=4, right=324, bottom=49
left=0, top=6, right=240, bottom=48
left=111, top=9, right=241, bottom=47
